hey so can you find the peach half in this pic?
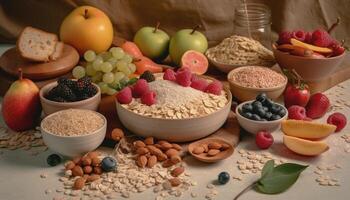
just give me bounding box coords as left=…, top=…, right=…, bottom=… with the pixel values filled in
left=283, top=135, right=329, bottom=156
left=281, top=120, right=336, bottom=139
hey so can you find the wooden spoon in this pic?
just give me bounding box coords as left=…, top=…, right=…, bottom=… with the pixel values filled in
left=188, top=138, right=234, bottom=163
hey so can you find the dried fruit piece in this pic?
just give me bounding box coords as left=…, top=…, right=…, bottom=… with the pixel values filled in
left=86, top=174, right=100, bottom=182
left=171, top=166, right=185, bottom=177
left=81, top=157, right=92, bottom=166
left=73, top=177, right=86, bottom=190
left=87, top=151, right=100, bottom=159
left=111, top=128, right=124, bottom=142
left=65, top=161, right=75, bottom=170
left=83, top=166, right=93, bottom=174
left=144, top=137, right=154, bottom=145
left=91, top=157, right=101, bottom=167
left=72, top=166, right=84, bottom=177
left=93, top=166, right=103, bottom=174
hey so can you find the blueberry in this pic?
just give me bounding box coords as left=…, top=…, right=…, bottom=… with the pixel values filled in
left=278, top=108, right=287, bottom=117
left=270, top=104, right=282, bottom=114
left=256, top=93, right=267, bottom=102
left=263, top=98, right=274, bottom=108
left=218, top=172, right=230, bottom=184
left=256, top=108, right=266, bottom=118
left=47, top=154, right=62, bottom=166
left=260, top=118, right=268, bottom=121
left=252, top=101, right=263, bottom=108
left=251, top=114, right=261, bottom=121
left=243, top=112, right=253, bottom=119
left=101, top=157, right=117, bottom=172
left=242, top=103, right=253, bottom=113
left=270, top=114, right=281, bottom=121
left=264, top=112, right=273, bottom=120
left=262, top=106, right=269, bottom=112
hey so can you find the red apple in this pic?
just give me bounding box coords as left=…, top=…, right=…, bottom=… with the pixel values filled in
left=255, top=131, right=274, bottom=149
left=2, top=69, right=41, bottom=131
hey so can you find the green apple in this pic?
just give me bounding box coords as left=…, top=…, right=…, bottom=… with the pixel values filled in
left=133, top=23, right=170, bottom=61
left=169, top=26, right=208, bottom=65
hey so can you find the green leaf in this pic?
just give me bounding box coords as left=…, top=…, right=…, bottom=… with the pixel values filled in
left=256, top=163, right=308, bottom=194
left=128, top=77, right=138, bottom=85
left=261, top=160, right=274, bottom=178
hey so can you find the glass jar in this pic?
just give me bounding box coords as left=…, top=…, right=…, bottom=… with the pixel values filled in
left=234, top=2, right=272, bottom=49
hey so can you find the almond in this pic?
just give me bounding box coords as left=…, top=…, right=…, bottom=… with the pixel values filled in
left=202, top=144, right=209, bottom=152
left=160, top=142, right=173, bottom=151
left=207, top=149, right=220, bottom=156
left=162, top=159, right=174, bottom=168
left=111, top=128, right=124, bottom=142
left=81, top=156, right=92, bottom=166
left=154, top=144, right=162, bottom=149
left=86, top=174, right=100, bottom=182
left=72, top=165, right=84, bottom=177
left=165, top=149, right=178, bottom=157
left=170, top=155, right=182, bottom=164
left=91, top=157, right=101, bottom=167
left=65, top=161, right=75, bottom=170
left=93, top=166, right=102, bottom=174
left=83, top=166, right=93, bottom=174
left=72, top=156, right=82, bottom=165
left=147, top=155, right=157, bottom=168
left=157, top=140, right=167, bottom=145
left=192, top=146, right=205, bottom=154
left=144, top=137, right=154, bottom=145
left=134, top=140, right=146, bottom=148
left=171, top=166, right=185, bottom=177
left=157, top=153, right=168, bottom=161
left=147, top=145, right=162, bottom=156
left=169, top=178, right=181, bottom=187
left=136, top=147, right=149, bottom=155
left=172, top=143, right=182, bottom=151
left=221, top=143, right=230, bottom=151
left=208, top=142, right=222, bottom=150
left=87, top=151, right=100, bottom=159
left=83, top=174, right=90, bottom=180
left=73, top=177, right=86, bottom=190
left=136, top=155, right=148, bottom=168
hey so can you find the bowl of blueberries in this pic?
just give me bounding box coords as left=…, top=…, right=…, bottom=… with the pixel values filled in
left=235, top=93, right=288, bottom=134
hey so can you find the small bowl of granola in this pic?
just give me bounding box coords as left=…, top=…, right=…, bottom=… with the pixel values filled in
left=227, top=66, right=287, bottom=102
left=41, top=109, right=107, bottom=157
left=115, top=72, right=232, bottom=142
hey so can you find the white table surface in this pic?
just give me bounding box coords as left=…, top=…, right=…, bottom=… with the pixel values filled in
left=0, top=45, right=349, bottom=200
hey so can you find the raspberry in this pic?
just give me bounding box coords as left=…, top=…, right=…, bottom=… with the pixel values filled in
left=141, top=91, right=156, bottom=106
left=292, top=30, right=306, bottom=42
left=163, top=69, right=176, bottom=81
left=304, top=32, right=313, bottom=44
left=277, top=31, right=292, bottom=45
left=311, top=29, right=334, bottom=47
left=132, top=79, right=149, bottom=98
left=329, top=43, right=345, bottom=56
left=116, top=87, right=132, bottom=104
left=190, top=75, right=209, bottom=91
left=205, top=80, right=223, bottom=95
left=288, top=105, right=306, bottom=120
left=327, top=112, right=347, bottom=132
left=176, top=69, right=192, bottom=87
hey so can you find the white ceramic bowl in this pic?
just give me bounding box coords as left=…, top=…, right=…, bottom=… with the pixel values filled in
left=116, top=88, right=232, bottom=142
left=235, top=100, right=288, bottom=134
left=41, top=110, right=107, bottom=157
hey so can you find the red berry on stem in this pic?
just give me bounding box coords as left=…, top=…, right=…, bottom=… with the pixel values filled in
left=255, top=131, right=274, bottom=149
left=116, top=87, right=132, bottom=104
left=327, top=112, right=347, bottom=132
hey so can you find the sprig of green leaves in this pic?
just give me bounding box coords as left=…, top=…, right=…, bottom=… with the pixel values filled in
left=234, top=160, right=308, bottom=200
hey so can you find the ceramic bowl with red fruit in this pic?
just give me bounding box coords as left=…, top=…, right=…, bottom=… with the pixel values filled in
left=115, top=69, right=232, bottom=142
left=235, top=93, right=288, bottom=134
left=39, top=77, right=101, bottom=115
left=273, top=25, right=346, bottom=81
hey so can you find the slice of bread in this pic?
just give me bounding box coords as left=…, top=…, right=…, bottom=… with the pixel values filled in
left=49, top=41, right=64, bottom=61
left=17, top=26, right=58, bottom=62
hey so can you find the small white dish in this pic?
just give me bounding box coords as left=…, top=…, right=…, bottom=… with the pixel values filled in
left=235, top=100, right=288, bottom=134
left=41, top=110, right=107, bottom=157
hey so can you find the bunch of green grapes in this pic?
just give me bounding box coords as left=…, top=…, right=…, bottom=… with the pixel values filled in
left=72, top=47, right=137, bottom=95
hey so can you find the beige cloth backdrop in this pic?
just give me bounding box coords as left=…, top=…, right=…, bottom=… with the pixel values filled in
left=0, top=0, right=349, bottom=47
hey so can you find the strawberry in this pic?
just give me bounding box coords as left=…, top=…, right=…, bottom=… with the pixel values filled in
left=283, top=70, right=310, bottom=108
left=305, top=93, right=330, bottom=119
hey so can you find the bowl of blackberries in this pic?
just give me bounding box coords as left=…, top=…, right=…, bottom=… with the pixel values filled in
left=235, top=93, right=288, bottom=134
left=40, top=77, right=101, bottom=115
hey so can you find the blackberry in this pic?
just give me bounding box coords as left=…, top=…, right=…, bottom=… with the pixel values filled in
left=75, top=76, right=92, bottom=93
left=53, top=84, right=77, bottom=102
left=85, top=85, right=98, bottom=97
left=140, top=70, right=155, bottom=82
left=57, top=77, right=76, bottom=90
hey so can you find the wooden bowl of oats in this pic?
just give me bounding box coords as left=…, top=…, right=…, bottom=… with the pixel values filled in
left=41, top=109, right=107, bottom=157
left=115, top=75, right=232, bottom=142
left=227, top=66, right=287, bottom=102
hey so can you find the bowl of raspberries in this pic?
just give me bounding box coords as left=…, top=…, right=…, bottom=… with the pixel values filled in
left=272, top=26, right=346, bottom=81
left=40, top=77, right=101, bottom=115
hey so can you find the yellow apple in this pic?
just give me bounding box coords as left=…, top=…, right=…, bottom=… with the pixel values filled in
left=60, top=6, right=114, bottom=54
left=283, top=135, right=329, bottom=156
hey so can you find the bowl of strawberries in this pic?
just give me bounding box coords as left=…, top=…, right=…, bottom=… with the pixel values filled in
left=272, top=20, right=346, bottom=82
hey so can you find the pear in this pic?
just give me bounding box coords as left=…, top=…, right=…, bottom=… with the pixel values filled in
left=2, top=69, right=42, bottom=131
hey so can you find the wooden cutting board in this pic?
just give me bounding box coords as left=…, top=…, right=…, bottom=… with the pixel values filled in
left=0, top=44, right=79, bottom=80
